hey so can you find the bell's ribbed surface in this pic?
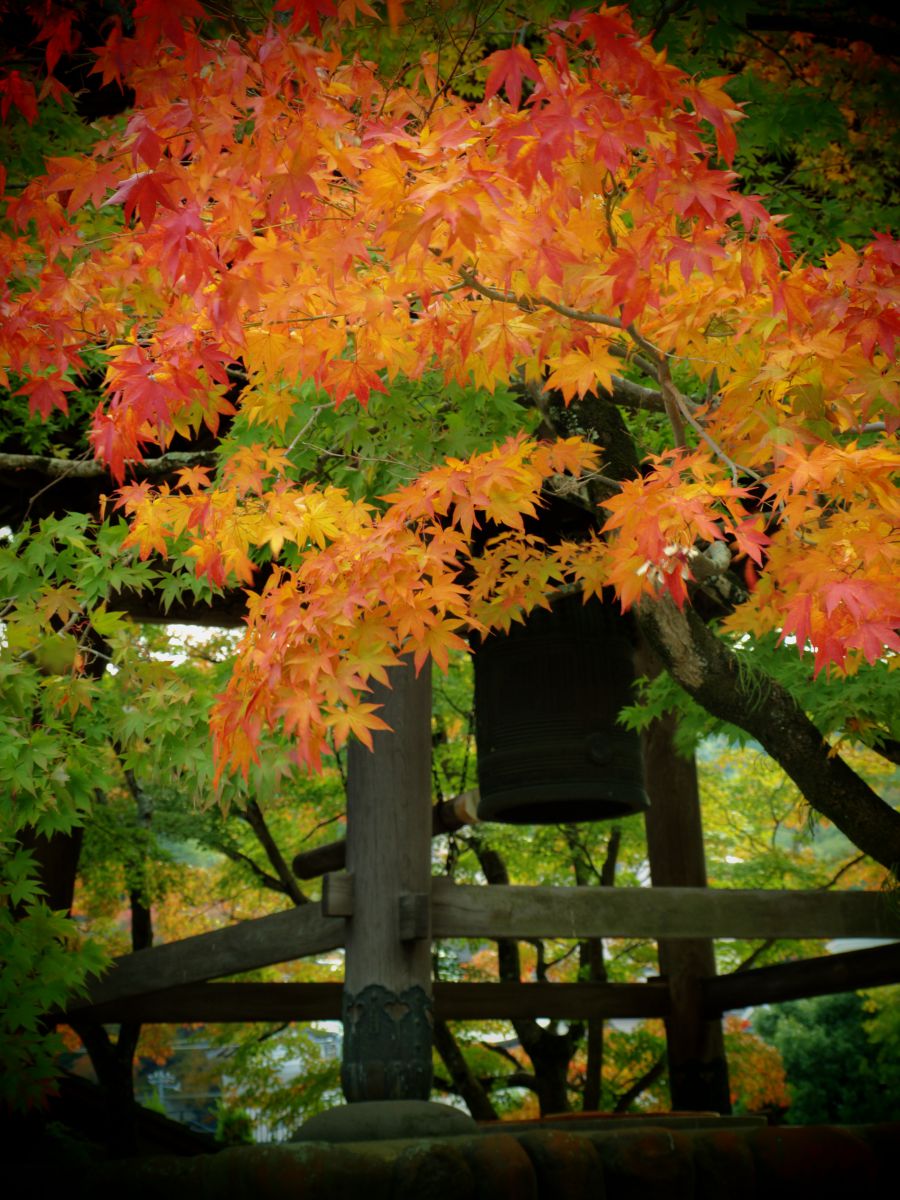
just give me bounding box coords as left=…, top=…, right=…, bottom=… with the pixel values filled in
left=474, top=593, right=649, bottom=824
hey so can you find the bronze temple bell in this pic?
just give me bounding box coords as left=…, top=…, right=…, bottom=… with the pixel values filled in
left=473, top=590, right=649, bottom=824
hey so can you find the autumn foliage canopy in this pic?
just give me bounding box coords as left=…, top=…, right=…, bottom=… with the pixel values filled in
left=1, top=0, right=898, bottom=779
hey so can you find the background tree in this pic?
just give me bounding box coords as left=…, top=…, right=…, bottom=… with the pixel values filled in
left=754, top=991, right=900, bottom=1124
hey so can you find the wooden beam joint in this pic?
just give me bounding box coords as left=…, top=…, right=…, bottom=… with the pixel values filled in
left=321, top=872, right=354, bottom=918
left=398, top=892, right=431, bottom=942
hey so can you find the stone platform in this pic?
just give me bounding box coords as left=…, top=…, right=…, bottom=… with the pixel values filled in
left=69, top=1119, right=897, bottom=1199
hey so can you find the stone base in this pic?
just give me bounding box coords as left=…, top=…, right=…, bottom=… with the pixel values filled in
left=83, top=1121, right=900, bottom=1199
left=490, top=1111, right=765, bottom=1135
left=293, top=1099, right=478, bottom=1143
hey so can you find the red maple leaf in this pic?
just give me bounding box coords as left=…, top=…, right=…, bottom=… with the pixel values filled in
left=0, top=71, right=38, bottom=124
left=483, top=45, right=542, bottom=111
left=15, top=372, right=76, bottom=419
left=105, top=171, right=178, bottom=228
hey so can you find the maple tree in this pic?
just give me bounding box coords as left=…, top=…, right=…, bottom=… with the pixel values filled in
left=1, top=0, right=899, bottom=1119
left=1, top=0, right=897, bottom=862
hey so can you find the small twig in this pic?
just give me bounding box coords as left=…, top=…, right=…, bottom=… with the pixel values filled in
left=733, top=937, right=776, bottom=974
left=818, top=852, right=867, bottom=891
left=608, top=343, right=660, bottom=381
left=255, top=1021, right=290, bottom=1044
left=296, top=810, right=346, bottom=845
left=285, top=404, right=330, bottom=454
left=211, top=838, right=286, bottom=894
left=665, top=382, right=765, bottom=486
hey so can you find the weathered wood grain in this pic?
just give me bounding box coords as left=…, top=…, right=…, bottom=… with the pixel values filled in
left=430, top=881, right=899, bottom=941
left=639, top=670, right=729, bottom=1113
left=64, top=882, right=895, bottom=1016
left=68, top=904, right=346, bottom=1010
left=703, top=941, right=900, bottom=1013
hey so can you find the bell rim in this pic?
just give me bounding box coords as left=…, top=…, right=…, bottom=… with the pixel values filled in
left=476, top=783, right=650, bottom=825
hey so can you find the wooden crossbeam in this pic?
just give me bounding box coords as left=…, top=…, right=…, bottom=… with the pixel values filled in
left=69, top=904, right=346, bottom=1011
left=64, top=882, right=897, bottom=1017
left=702, top=941, right=900, bottom=1013
left=429, top=881, right=899, bottom=942
left=65, top=980, right=671, bottom=1024
left=63, top=943, right=900, bottom=1026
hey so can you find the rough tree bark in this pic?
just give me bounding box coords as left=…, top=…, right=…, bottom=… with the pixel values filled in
left=637, top=597, right=900, bottom=875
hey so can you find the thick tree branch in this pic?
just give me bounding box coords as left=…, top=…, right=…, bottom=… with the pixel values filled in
left=872, top=737, right=900, bottom=767
left=513, top=371, right=669, bottom=416
left=0, top=449, right=218, bottom=480
left=636, top=597, right=900, bottom=875
left=521, top=387, right=900, bottom=877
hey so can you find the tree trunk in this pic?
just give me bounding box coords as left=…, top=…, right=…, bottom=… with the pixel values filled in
left=564, top=824, right=621, bottom=1112
left=73, top=771, right=157, bottom=1154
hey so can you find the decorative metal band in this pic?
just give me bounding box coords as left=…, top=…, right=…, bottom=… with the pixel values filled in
left=341, top=983, right=434, bottom=1103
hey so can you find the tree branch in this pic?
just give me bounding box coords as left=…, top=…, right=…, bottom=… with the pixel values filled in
left=636, top=596, right=900, bottom=875
left=240, top=799, right=308, bottom=906
left=733, top=938, right=776, bottom=974
left=871, top=737, right=900, bottom=767
left=613, top=1055, right=667, bottom=1113
left=745, top=14, right=900, bottom=55
left=495, top=1072, right=541, bottom=1092
left=433, top=1019, right=499, bottom=1121
left=460, top=268, right=624, bottom=331
left=211, top=838, right=287, bottom=895
left=0, top=449, right=218, bottom=480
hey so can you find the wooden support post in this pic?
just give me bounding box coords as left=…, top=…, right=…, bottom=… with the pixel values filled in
left=341, top=657, right=434, bottom=1103
left=641, top=678, right=731, bottom=1114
